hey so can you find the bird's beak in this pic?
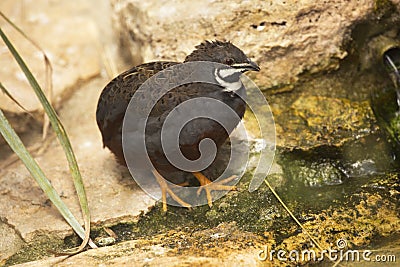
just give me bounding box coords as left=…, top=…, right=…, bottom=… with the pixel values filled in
left=231, top=60, right=260, bottom=72
left=247, top=60, right=260, bottom=71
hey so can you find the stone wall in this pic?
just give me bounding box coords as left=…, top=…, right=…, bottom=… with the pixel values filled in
left=110, top=0, right=400, bottom=89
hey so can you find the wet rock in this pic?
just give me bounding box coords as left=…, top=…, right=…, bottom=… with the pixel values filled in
left=280, top=96, right=376, bottom=150
left=285, top=158, right=345, bottom=187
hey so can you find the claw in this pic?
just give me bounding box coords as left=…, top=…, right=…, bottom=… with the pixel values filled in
left=152, top=170, right=191, bottom=211
left=192, top=172, right=237, bottom=207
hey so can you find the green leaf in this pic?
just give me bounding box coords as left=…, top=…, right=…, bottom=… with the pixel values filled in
left=0, top=26, right=96, bottom=250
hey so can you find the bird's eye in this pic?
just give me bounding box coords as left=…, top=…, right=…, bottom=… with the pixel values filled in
left=224, top=58, right=234, bottom=65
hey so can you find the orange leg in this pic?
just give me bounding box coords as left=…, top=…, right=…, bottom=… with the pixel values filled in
left=192, top=172, right=237, bottom=208
left=152, top=170, right=191, bottom=212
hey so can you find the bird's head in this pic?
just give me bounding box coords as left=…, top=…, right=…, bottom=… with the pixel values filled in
left=184, top=40, right=260, bottom=73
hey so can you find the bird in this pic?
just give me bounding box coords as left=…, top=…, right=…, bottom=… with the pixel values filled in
left=96, top=40, right=260, bottom=211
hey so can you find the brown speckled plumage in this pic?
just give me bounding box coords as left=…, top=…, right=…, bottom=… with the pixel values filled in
left=96, top=40, right=260, bottom=209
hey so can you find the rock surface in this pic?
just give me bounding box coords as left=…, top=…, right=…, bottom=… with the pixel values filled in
left=0, top=77, right=155, bottom=263
left=0, top=0, right=155, bottom=263
left=14, top=223, right=264, bottom=267
left=0, top=0, right=103, bottom=113
left=110, top=0, right=399, bottom=89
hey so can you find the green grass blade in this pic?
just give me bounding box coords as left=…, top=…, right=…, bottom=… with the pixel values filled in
left=0, top=27, right=95, bottom=249
left=264, top=178, right=324, bottom=251
left=0, top=109, right=87, bottom=241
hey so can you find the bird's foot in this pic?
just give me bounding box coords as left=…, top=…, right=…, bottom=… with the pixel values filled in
left=152, top=170, right=191, bottom=212
left=192, top=172, right=237, bottom=208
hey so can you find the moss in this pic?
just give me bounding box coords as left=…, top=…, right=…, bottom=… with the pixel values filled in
left=105, top=171, right=400, bottom=266
left=389, top=114, right=400, bottom=142
left=5, top=235, right=67, bottom=266
left=371, top=84, right=400, bottom=148
left=7, top=166, right=399, bottom=266
left=109, top=171, right=287, bottom=241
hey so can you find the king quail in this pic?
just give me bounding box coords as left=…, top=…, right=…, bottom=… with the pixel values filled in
left=96, top=40, right=260, bottom=211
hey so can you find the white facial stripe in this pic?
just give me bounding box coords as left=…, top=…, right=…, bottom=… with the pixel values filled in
left=231, top=63, right=251, bottom=69
left=218, top=67, right=243, bottom=78
left=214, top=68, right=243, bottom=92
